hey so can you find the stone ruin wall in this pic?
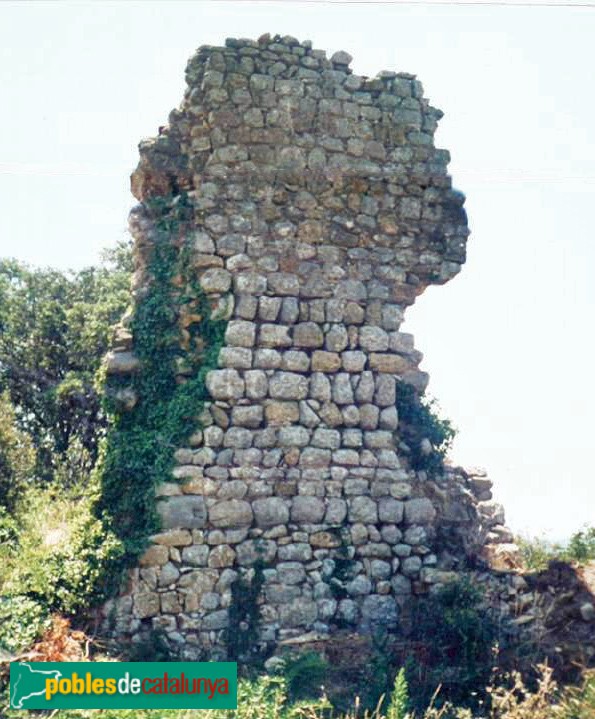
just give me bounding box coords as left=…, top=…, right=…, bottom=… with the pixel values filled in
left=101, top=35, right=515, bottom=659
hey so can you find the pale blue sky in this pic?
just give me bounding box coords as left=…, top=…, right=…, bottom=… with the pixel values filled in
left=1, top=1, right=594, bottom=539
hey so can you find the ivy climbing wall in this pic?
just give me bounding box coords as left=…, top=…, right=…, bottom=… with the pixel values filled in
left=100, top=35, right=510, bottom=660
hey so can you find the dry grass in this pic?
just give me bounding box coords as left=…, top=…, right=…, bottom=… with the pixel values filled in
left=28, top=616, right=89, bottom=663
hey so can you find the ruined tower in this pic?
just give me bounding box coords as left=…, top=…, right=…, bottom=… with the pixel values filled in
left=101, top=36, right=506, bottom=660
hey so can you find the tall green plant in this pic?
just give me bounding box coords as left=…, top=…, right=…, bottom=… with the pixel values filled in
left=387, top=668, right=410, bottom=719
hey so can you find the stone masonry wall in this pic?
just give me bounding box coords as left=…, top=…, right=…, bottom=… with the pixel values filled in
left=100, top=35, right=509, bottom=660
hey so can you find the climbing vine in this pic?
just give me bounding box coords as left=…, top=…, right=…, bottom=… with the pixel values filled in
left=92, top=192, right=227, bottom=597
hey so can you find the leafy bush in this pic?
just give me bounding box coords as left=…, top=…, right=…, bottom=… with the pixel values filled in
left=404, top=578, right=498, bottom=711
left=283, top=651, right=329, bottom=701
left=395, top=382, right=456, bottom=474
left=0, top=391, right=36, bottom=511
left=361, top=631, right=395, bottom=711
left=561, top=670, right=595, bottom=719
left=0, top=594, right=50, bottom=655
left=516, top=535, right=564, bottom=572
left=517, top=527, right=595, bottom=571
left=566, top=526, right=595, bottom=563
left=0, top=506, right=18, bottom=547
left=0, top=482, right=123, bottom=654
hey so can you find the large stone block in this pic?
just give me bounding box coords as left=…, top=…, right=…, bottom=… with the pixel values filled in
left=231, top=405, right=263, bottom=428
left=253, top=497, right=290, bottom=527
left=349, top=496, right=378, bottom=524
left=369, top=353, right=410, bottom=374
left=291, top=495, right=325, bottom=523
left=378, top=497, right=404, bottom=524
left=200, top=268, right=232, bottom=293
left=325, top=498, right=347, bottom=524
left=206, top=369, right=245, bottom=400
left=278, top=426, right=310, bottom=447
left=311, top=351, right=341, bottom=372
left=360, top=595, right=398, bottom=632
left=139, top=544, right=169, bottom=567
left=268, top=272, right=300, bottom=295
left=245, top=370, right=268, bottom=399
left=279, top=598, right=318, bottom=628
left=404, top=498, right=436, bottom=524
left=157, top=496, right=207, bottom=530
left=105, top=351, right=140, bottom=375
left=259, top=324, right=292, bottom=347
left=236, top=539, right=277, bottom=565
left=293, top=322, right=324, bottom=348
left=359, top=326, right=389, bottom=352
left=278, top=543, right=312, bottom=561
left=134, top=592, right=160, bottom=619
left=269, top=372, right=309, bottom=400
left=218, top=347, right=252, bottom=369
left=265, top=401, right=299, bottom=425
left=182, top=544, right=210, bottom=566
left=312, top=428, right=341, bottom=449
left=332, top=373, right=354, bottom=404
left=224, top=320, right=256, bottom=347
left=209, top=499, right=253, bottom=528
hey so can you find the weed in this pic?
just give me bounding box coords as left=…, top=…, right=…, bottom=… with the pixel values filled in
left=395, top=383, right=455, bottom=475
left=404, top=578, right=498, bottom=711
left=386, top=668, right=409, bottom=719
left=283, top=652, right=329, bottom=701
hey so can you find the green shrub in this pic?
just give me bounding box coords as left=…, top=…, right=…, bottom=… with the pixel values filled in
left=0, top=483, right=123, bottom=654
left=0, top=391, right=36, bottom=512
left=0, top=505, right=18, bottom=545
left=517, top=527, right=595, bottom=571
left=560, top=670, right=595, bottom=719
left=566, top=526, right=595, bottom=563
left=517, top=534, right=564, bottom=571
left=5, top=486, right=122, bottom=612
left=361, top=631, right=394, bottom=712
left=404, top=578, right=498, bottom=711
left=0, top=594, right=50, bottom=655
left=283, top=651, right=329, bottom=701
left=395, top=383, right=456, bottom=474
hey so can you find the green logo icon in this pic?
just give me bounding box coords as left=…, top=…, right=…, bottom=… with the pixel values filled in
left=11, top=662, right=64, bottom=709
